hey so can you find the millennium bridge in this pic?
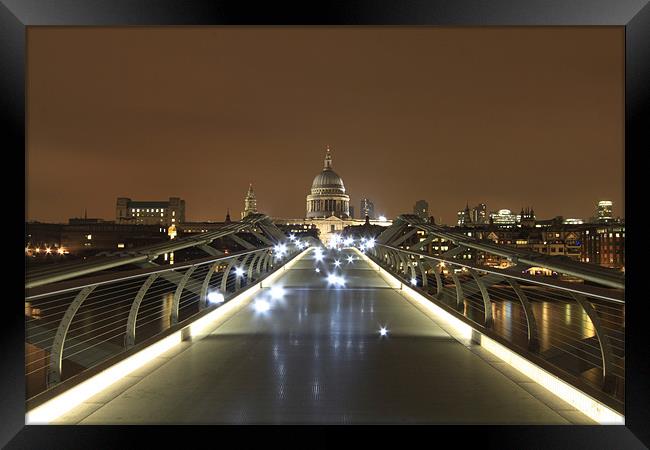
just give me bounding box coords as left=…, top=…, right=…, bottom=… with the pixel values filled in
left=24, top=214, right=625, bottom=424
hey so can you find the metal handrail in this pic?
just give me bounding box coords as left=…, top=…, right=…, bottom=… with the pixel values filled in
left=25, top=213, right=283, bottom=289
left=367, top=243, right=625, bottom=406
left=381, top=215, right=625, bottom=289
left=25, top=240, right=301, bottom=397
left=377, top=244, right=624, bottom=304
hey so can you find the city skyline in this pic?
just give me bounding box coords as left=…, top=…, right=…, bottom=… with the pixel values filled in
left=27, top=27, right=624, bottom=224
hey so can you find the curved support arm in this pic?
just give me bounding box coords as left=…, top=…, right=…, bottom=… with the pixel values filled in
left=407, top=258, right=418, bottom=282
left=171, top=266, right=197, bottom=325
left=506, top=279, right=540, bottom=352
left=396, top=251, right=410, bottom=276
left=432, top=263, right=444, bottom=298
left=468, top=268, right=494, bottom=328
left=255, top=250, right=266, bottom=276
left=449, top=269, right=465, bottom=312
left=235, top=253, right=253, bottom=290
left=219, top=257, right=240, bottom=298
left=419, top=258, right=428, bottom=288
left=247, top=252, right=262, bottom=281
left=197, top=261, right=223, bottom=311
left=47, top=285, right=98, bottom=386
left=571, top=292, right=616, bottom=393
left=125, top=273, right=160, bottom=349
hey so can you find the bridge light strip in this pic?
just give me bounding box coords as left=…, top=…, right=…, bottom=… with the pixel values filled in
left=26, top=246, right=312, bottom=425
left=352, top=247, right=624, bottom=426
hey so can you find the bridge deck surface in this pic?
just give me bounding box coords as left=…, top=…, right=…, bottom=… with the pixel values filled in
left=56, top=249, right=593, bottom=424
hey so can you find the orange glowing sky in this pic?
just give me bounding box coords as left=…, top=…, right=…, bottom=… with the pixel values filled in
left=27, top=27, right=624, bottom=224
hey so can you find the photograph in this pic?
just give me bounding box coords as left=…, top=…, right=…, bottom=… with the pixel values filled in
left=3, top=1, right=649, bottom=448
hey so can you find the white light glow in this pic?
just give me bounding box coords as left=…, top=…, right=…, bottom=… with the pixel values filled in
left=334, top=260, right=341, bottom=267
left=378, top=215, right=387, bottom=221
left=234, top=267, right=245, bottom=277
left=327, top=274, right=346, bottom=287
left=207, top=291, right=225, bottom=304
left=410, top=278, right=417, bottom=286
left=379, top=327, right=389, bottom=336
left=315, top=268, right=321, bottom=273
left=366, top=239, right=375, bottom=249
left=347, top=256, right=354, bottom=264
left=254, top=299, right=271, bottom=313
left=343, top=237, right=354, bottom=246
left=270, top=286, right=286, bottom=299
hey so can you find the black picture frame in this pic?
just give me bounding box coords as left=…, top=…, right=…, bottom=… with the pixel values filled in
left=2, top=0, right=648, bottom=447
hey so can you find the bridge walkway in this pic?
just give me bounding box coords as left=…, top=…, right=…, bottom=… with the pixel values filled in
left=53, top=248, right=593, bottom=424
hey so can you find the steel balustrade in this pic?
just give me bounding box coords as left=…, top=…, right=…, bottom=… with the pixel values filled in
left=25, top=216, right=306, bottom=398
left=366, top=238, right=624, bottom=413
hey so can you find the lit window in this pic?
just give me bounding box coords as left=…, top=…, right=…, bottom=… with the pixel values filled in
left=117, top=243, right=125, bottom=248
left=172, top=211, right=175, bottom=216
left=86, top=234, right=92, bottom=240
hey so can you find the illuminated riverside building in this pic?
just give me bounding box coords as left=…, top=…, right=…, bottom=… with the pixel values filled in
left=582, top=224, right=625, bottom=269
left=116, top=197, right=185, bottom=226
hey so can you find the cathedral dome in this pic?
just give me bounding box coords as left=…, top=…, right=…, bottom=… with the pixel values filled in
left=310, top=146, right=346, bottom=194
left=311, top=169, right=345, bottom=192
left=306, top=146, right=350, bottom=219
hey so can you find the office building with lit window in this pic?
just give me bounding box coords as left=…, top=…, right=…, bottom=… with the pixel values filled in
left=360, top=198, right=375, bottom=219
left=116, top=197, right=185, bottom=226
left=595, top=200, right=614, bottom=223
left=581, top=224, right=625, bottom=269
left=413, top=200, right=429, bottom=221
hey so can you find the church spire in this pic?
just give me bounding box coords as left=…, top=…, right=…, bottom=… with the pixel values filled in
left=242, top=183, right=258, bottom=219
left=324, top=145, right=333, bottom=170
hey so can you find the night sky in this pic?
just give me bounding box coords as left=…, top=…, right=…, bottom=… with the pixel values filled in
left=27, top=27, right=624, bottom=225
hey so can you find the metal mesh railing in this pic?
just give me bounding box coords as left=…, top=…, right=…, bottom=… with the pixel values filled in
left=369, top=243, right=625, bottom=413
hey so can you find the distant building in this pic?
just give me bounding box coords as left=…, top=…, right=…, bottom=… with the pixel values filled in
left=488, top=209, right=518, bottom=227
left=459, top=203, right=489, bottom=226
left=349, top=205, right=355, bottom=219
left=241, top=184, right=259, bottom=219
left=61, top=223, right=168, bottom=254
left=582, top=223, right=625, bottom=269
left=595, top=200, right=614, bottom=223
left=413, top=200, right=429, bottom=221
left=116, top=197, right=185, bottom=226
left=519, top=207, right=536, bottom=228
left=563, top=218, right=584, bottom=225
left=360, top=198, right=375, bottom=219
left=471, top=203, right=487, bottom=224
left=457, top=203, right=472, bottom=226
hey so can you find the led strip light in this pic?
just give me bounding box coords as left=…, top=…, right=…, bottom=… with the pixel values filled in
left=26, top=246, right=311, bottom=425
left=352, top=247, right=624, bottom=425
